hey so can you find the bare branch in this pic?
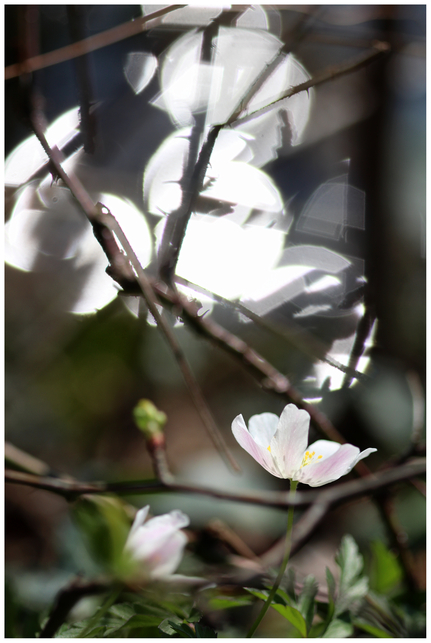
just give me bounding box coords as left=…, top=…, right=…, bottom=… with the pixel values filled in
left=5, top=6, right=184, bottom=80
left=175, top=276, right=369, bottom=383
left=100, top=210, right=240, bottom=473
left=233, top=40, right=390, bottom=126
left=66, top=6, right=96, bottom=154
left=157, top=15, right=223, bottom=284
left=144, top=283, right=370, bottom=466
left=342, top=303, right=376, bottom=388
left=5, top=460, right=425, bottom=510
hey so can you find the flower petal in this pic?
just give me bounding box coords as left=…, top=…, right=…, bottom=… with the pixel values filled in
left=304, top=439, right=342, bottom=460
left=271, top=404, right=310, bottom=478
left=248, top=412, right=279, bottom=447
left=147, top=530, right=188, bottom=579
left=296, top=443, right=376, bottom=487
left=148, top=510, right=190, bottom=531
left=128, top=506, right=150, bottom=539
left=231, top=414, right=283, bottom=478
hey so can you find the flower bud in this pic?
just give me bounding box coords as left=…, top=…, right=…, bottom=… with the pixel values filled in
left=133, top=399, right=167, bottom=439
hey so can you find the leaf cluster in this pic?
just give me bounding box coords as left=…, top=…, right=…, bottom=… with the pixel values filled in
left=208, top=534, right=423, bottom=638
left=53, top=592, right=211, bottom=638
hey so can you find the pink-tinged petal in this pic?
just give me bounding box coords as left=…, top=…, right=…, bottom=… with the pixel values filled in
left=147, top=510, right=189, bottom=532
left=128, top=506, right=150, bottom=539
left=296, top=443, right=375, bottom=487
left=128, top=513, right=188, bottom=557
left=271, top=404, right=310, bottom=478
left=126, top=510, right=189, bottom=561
left=147, top=530, right=188, bottom=579
left=248, top=412, right=279, bottom=447
left=123, top=507, right=191, bottom=582
left=231, top=414, right=284, bottom=478
left=354, top=447, right=378, bottom=464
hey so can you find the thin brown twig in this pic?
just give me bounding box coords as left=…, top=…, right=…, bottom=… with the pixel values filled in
left=234, top=40, right=390, bottom=126
left=227, top=6, right=322, bottom=126
left=307, top=32, right=425, bottom=57
left=206, top=518, right=262, bottom=562
left=175, top=275, right=369, bottom=383
left=5, top=460, right=425, bottom=509
left=342, top=303, right=376, bottom=388
left=157, top=15, right=223, bottom=284
left=157, top=9, right=317, bottom=282
left=5, top=5, right=184, bottom=80
left=99, top=210, right=240, bottom=473
left=144, top=282, right=372, bottom=476
left=66, top=6, right=96, bottom=154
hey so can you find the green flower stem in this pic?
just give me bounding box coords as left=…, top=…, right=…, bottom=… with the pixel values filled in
left=247, top=479, right=299, bottom=638
left=79, top=584, right=122, bottom=637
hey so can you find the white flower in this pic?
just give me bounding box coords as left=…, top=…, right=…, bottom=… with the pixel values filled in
left=124, top=506, right=189, bottom=581
left=231, top=404, right=376, bottom=487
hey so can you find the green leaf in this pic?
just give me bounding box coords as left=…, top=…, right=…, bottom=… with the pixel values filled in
left=368, top=541, right=403, bottom=595
left=132, top=601, right=170, bottom=619
left=194, top=623, right=218, bottom=637
left=159, top=616, right=183, bottom=636
left=245, top=588, right=269, bottom=602
left=168, top=621, right=199, bottom=637
left=273, top=588, right=290, bottom=606
left=105, top=613, right=165, bottom=636
left=323, top=617, right=354, bottom=638
left=365, top=591, right=406, bottom=637
left=334, top=535, right=368, bottom=616
left=54, top=621, right=107, bottom=638
left=245, top=588, right=307, bottom=637
left=297, top=575, right=318, bottom=632
left=109, top=603, right=136, bottom=620
left=161, top=620, right=218, bottom=639
left=325, top=567, right=336, bottom=621
left=81, top=625, right=107, bottom=638
left=271, top=604, right=308, bottom=638
left=71, top=496, right=130, bottom=574
left=336, top=534, right=363, bottom=591
left=308, top=622, right=328, bottom=637
left=354, top=619, right=392, bottom=638
left=283, top=567, right=297, bottom=603
left=338, top=577, right=369, bottom=617
left=209, top=596, right=254, bottom=610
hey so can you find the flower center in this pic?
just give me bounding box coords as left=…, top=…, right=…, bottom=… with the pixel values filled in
left=267, top=445, right=271, bottom=452
left=301, top=450, right=323, bottom=468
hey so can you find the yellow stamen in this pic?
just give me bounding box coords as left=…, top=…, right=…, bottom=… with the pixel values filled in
left=301, top=450, right=323, bottom=468
left=267, top=445, right=271, bottom=452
